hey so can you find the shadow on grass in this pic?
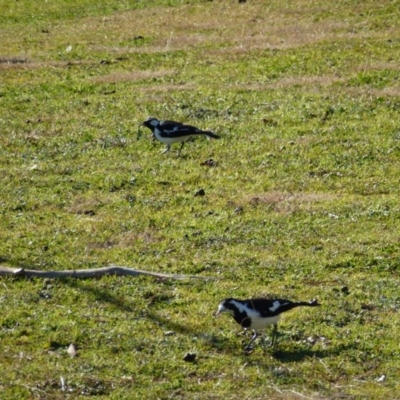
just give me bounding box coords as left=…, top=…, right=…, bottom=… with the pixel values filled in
left=271, top=348, right=331, bottom=362
left=65, top=279, right=136, bottom=313
left=267, top=342, right=356, bottom=363
left=145, top=310, right=200, bottom=335
left=0, top=261, right=201, bottom=336
left=61, top=279, right=200, bottom=335
left=208, top=334, right=354, bottom=363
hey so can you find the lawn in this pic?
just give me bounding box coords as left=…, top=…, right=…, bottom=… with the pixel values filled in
left=1, top=0, right=399, bottom=398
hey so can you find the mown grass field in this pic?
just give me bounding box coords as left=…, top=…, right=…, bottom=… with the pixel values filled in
left=1, top=0, right=400, bottom=398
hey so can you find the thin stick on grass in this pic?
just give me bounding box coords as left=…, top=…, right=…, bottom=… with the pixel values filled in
left=0, top=265, right=215, bottom=280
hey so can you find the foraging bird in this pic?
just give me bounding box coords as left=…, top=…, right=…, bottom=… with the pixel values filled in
left=142, top=117, right=220, bottom=155
left=215, top=297, right=320, bottom=351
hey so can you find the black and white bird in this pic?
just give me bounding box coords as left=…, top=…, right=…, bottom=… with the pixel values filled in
left=142, top=117, right=220, bottom=155
left=215, top=297, right=320, bottom=351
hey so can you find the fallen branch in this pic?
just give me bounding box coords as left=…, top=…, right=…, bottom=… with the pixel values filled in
left=0, top=265, right=214, bottom=280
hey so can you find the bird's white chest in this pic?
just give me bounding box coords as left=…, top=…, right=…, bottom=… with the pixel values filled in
left=250, top=314, right=281, bottom=330
left=231, top=300, right=282, bottom=330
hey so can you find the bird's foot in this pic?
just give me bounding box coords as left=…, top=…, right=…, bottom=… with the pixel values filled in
left=244, top=345, right=254, bottom=353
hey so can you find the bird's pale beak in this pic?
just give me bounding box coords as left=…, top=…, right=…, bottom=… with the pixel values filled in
left=214, top=304, right=226, bottom=317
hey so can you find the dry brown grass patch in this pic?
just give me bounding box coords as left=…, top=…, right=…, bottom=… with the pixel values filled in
left=345, top=86, right=400, bottom=99
left=92, top=69, right=175, bottom=84
left=68, top=197, right=103, bottom=215
left=270, top=75, right=344, bottom=89
left=140, top=82, right=196, bottom=94
left=116, top=228, right=164, bottom=248
left=231, top=75, right=344, bottom=92
left=58, top=1, right=400, bottom=57
left=0, top=59, right=97, bottom=71
left=249, top=191, right=337, bottom=204
left=356, top=61, right=400, bottom=73
left=245, top=191, right=337, bottom=214
left=0, top=57, right=29, bottom=68
left=370, top=87, right=400, bottom=97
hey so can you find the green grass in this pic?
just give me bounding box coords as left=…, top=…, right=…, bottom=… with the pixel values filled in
left=1, top=0, right=400, bottom=398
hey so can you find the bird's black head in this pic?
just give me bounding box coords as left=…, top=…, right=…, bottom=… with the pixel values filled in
left=142, top=117, right=160, bottom=130
left=215, top=298, right=238, bottom=316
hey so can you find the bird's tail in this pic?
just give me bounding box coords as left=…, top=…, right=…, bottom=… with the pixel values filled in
left=200, top=130, right=221, bottom=140
left=294, top=299, right=321, bottom=308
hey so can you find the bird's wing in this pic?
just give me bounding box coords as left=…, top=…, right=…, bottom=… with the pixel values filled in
left=160, top=121, right=202, bottom=137
left=159, top=120, right=186, bottom=129
left=245, top=299, right=274, bottom=316
left=246, top=299, right=295, bottom=317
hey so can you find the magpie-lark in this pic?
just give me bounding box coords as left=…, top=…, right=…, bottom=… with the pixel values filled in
left=142, top=117, right=220, bottom=155
left=216, top=297, right=320, bottom=351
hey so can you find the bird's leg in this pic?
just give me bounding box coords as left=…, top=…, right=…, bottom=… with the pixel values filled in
left=161, top=145, right=171, bottom=154
left=260, top=333, right=268, bottom=349
left=270, top=324, right=278, bottom=348
left=178, top=141, right=185, bottom=156
left=244, top=330, right=258, bottom=351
